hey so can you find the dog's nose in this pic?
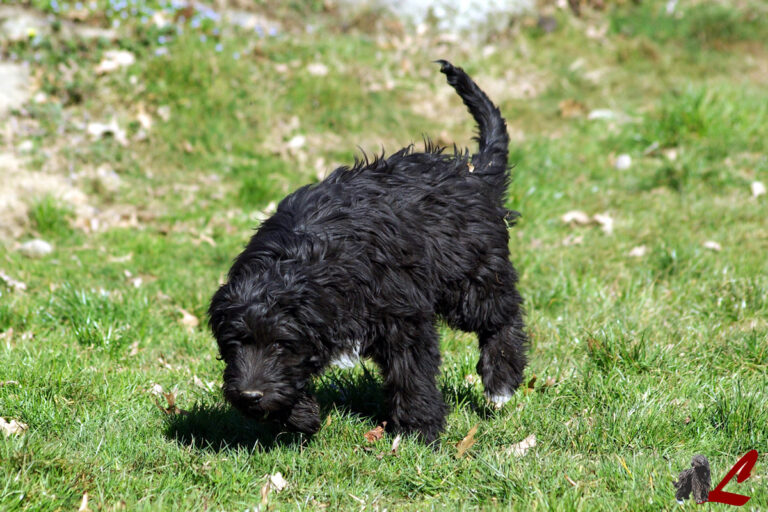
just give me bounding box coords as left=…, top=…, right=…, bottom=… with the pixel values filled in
left=240, top=390, right=264, bottom=401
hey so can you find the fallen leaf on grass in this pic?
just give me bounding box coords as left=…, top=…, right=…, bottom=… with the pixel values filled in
left=561, top=210, right=590, bottom=225
left=524, top=374, right=537, bottom=394
left=564, top=474, right=578, bottom=487
left=751, top=181, right=766, bottom=198
left=507, top=433, right=536, bottom=457
left=261, top=472, right=289, bottom=504
left=364, top=422, right=387, bottom=443
left=0, top=270, right=27, bottom=291
left=592, top=213, right=614, bottom=235
left=1, top=381, right=20, bottom=387
left=544, top=376, right=557, bottom=388
left=95, top=50, right=135, bottom=74
left=155, top=390, right=188, bottom=416
left=0, top=417, right=28, bottom=436
left=78, top=492, right=91, bottom=512
left=456, top=424, right=478, bottom=458
left=128, top=341, right=139, bottom=356
left=178, top=308, right=199, bottom=329
left=559, top=99, right=587, bottom=119
left=628, top=245, right=647, bottom=258
left=703, top=240, right=722, bottom=252
left=391, top=434, right=402, bottom=455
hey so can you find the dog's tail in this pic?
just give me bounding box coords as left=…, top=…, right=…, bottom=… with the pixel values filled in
left=438, top=60, right=510, bottom=197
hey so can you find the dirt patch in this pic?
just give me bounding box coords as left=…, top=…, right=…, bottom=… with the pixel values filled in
left=0, top=152, right=90, bottom=239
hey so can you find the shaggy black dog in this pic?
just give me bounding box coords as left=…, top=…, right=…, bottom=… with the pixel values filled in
left=674, top=455, right=711, bottom=504
left=208, top=60, right=527, bottom=443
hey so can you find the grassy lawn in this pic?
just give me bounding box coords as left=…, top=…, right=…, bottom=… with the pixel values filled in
left=1, top=0, right=767, bottom=510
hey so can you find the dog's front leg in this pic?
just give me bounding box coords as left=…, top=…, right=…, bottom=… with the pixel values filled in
left=375, top=321, right=447, bottom=444
left=285, top=392, right=321, bottom=435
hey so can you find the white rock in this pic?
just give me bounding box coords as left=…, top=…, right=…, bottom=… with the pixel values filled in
left=751, top=181, right=766, bottom=198
left=17, top=140, right=34, bottom=152
left=18, top=239, right=53, bottom=258
left=614, top=154, right=632, bottom=170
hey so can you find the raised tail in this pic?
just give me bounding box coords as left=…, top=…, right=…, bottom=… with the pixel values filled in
left=438, top=60, right=510, bottom=196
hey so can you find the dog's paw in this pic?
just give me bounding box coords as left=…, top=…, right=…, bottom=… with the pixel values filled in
left=486, top=392, right=513, bottom=409
left=286, top=394, right=321, bottom=435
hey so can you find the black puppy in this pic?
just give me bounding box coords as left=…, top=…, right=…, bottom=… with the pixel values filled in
left=209, top=60, right=527, bottom=443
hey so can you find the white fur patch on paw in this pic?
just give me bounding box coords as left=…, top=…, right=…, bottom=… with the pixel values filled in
left=487, top=393, right=512, bottom=408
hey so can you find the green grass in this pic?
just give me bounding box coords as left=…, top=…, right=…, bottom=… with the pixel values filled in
left=1, top=0, right=767, bottom=510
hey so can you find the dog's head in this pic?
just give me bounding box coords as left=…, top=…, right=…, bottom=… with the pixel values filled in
left=208, top=276, right=325, bottom=425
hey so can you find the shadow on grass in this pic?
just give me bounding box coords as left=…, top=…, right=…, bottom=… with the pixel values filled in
left=165, top=363, right=497, bottom=451
left=164, top=364, right=386, bottom=452
left=164, top=404, right=308, bottom=453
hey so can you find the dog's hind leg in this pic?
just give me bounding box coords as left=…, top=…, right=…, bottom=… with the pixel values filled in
left=475, top=277, right=528, bottom=407
left=444, top=262, right=528, bottom=407
left=373, top=320, right=448, bottom=444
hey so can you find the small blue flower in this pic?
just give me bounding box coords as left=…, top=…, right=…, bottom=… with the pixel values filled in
left=232, top=51, right=240, bottom=60
left=212, top=27, right=220, bottom=36
left=215, top=43, right=223, bottom=52
left=268, top=26, right=278, bottom=37
left=155, top=47, right=169, bottom=56
left=74, top=2, right=83, bottom=10
left=199, top=34, right=207, bottom=42
left=255, top=25, right=264, bottom=37
left=158, top=35, right=166, bottom=44
left=190, top=17, right=201, bottom=28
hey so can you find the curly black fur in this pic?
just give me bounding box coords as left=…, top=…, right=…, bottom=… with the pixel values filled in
left=208, top=60, right=528, bottom=443
left=674, top=455, right=711, bottom=504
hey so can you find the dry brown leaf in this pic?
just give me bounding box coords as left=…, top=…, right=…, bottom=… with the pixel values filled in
left=128, top=341, right=139, bottom=356
left=178, top=308, right=199, bottom=329
left=544, top=376, right=556, bottom=388
left=507, top=433, right=536, bottom=457
left=364, top=422, right=387, bottom=443
left=559, top=99, right=587, bottom=119
left=565, top=474, right=578, bottom=487
left=0, top=381, right=20, bottom=387
left=456, top=424, right=478, bottom=458
left=0, top=417, right=28, bottom=437
left=325, top=414, right=332, bottom=427
left=524, top=374, right=537, bottom=394
left=155, top=390, right=188, bottom=415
